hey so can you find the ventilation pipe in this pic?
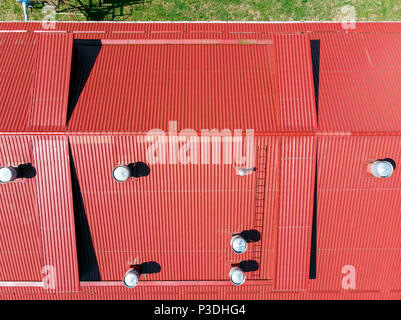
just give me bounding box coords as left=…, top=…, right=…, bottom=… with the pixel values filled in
left=236, top=167, right=256, bottom=176
left=229, top=267, right=246, bottom=286
left=231, top=235, right=247, bottom=254
left=123, top=269, right=140, bottom=288
left=370, top=160, right=395, bottom=178
left=0, top=167, right=18, bottom=184
left=112, top=165, right=131, bottom=182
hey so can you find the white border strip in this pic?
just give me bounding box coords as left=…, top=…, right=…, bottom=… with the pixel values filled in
left=0, top=30, right=28, bottom=33
left=72, top=30, right=106, bottom=34
left=0, top=281, right=43, bottom=287
left=33, top=30, right=67, bottom=33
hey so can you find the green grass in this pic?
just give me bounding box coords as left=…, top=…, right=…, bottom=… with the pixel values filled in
left=0, top=0, right=400, bottom=21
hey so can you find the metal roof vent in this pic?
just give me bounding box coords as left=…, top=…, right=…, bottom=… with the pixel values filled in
left=113, top=165, right=131, bottom=182
left=236, top=167, right=256, bottom=176
left=0, top=167, right=18, bottom=184
left=123, top=269, right=140, bottom=288
left=229, top=267, right=246, bottom=286
left=370, top=160, right=395, bottom=178
left=231, top=235, right=247, bottom=254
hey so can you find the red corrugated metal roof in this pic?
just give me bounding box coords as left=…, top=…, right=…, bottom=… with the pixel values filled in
left=274, top=34, right=317, bottom=132
left=275, top=136, right=316, bottom=291
left=0, top=283, right=400, bottom=300
left=316, top=32, right=401, bottom=133
left=1, top=22, right=401, bottom=300
left=0, top=33, right=36, bottom=132
left=0, top=136, right=43, bottom=281
left=312, top=136, right=401, bottom=292
left=69, top=135, right=259, bottom=281
left=30, top=34, right=73, bottom=131
left=32, top=136, right=79, bottom=292
left=67, top=40, right=280, bottom=133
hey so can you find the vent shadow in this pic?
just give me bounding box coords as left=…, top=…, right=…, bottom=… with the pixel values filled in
left=239, top=260, right=259, bottom=273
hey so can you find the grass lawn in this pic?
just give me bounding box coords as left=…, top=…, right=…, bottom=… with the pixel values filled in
left=0, top=0, right=400, bottom=22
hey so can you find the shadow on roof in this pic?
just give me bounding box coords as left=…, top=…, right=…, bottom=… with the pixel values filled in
left=67, top=39, right=102, bottom=125
left=239, top=260, right=259, bottom=273
left=69, top=142, right=101, bottom=281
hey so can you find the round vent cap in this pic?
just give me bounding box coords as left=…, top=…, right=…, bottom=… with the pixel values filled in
left=123, top=269, right=140, bottom=288
left=0, top=167, right=17, bottom=184
left=113, top=165, right=131, bottom=182
left=229, top=267, right=246, bottom=286
left=371, top=160, right=394, bottom=178
left=231, top=235, right=247, bottom=254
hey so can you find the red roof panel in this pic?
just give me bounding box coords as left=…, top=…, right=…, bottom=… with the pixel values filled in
left=317, top=33, right=401, bottom=133
left=67, top=41, right=279, bottom=133
left=30, top=34, right=73, bottom=131
left=69, top=135, right=263, bottom=281
left=0, top=33, right=36, bottom=132
left=0, top=136, right=43, bottom=281
left=32, top=136, right=79, bottom=292
left=275, top=136, right=316, bottom=291
left=1, top=22, right=401, bottom=300
left=274, top=34, right=317, bottom=132
left=313, top=136, right=401, bottom=292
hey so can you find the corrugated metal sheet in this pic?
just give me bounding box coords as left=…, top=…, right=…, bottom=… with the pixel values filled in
left=252, top=137, right=279, bottom=280
left=3, top=23, right=401, bottom=134
left=316, top=32, right=401, bottom=133
left=30, top=33, right=73, bottom=131
left=67, top=41, right=278, bottom=133
left=0, top=283, right=400, bottom=300
left=274, top=34, right=317, bottom=132
left=0, top=136, right=43, bottom=281
left=69, top=135, right=264, bottom=281
left=312, top=136, right=401, bottom=292
left=275, top=136, right=316, bottom=291
left=0, top=33, right=36, bottom=132
left=32, top=136, right=79, bottom=292
left=1, top=22, right=401, bottom=299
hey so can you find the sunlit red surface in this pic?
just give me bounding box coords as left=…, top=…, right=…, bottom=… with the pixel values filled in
left=0, top=22, right=401, bottom=299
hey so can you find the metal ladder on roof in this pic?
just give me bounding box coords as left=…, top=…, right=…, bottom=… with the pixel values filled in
left=251, top=145, right=268, bottom=279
